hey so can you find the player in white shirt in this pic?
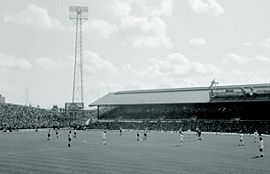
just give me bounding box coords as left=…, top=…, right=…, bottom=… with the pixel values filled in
left=254, top=130, right=259, bottom=142
left=102, top=131, right=106, bottom=145
left=179, top=131, right=184, bottom=146
left=239, top=133, right=244, bottom=146
left=259, top=137, right=264, bottom=157
left=187, top=129, right=191, bottom=141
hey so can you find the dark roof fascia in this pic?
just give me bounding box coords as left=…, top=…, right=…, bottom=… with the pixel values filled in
left=210, top=99, right=270, bottom=103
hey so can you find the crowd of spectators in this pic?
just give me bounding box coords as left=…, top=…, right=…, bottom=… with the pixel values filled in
left=0, top=103, right=97, bottom=130
left=0, top=103, right=62, bottom=129
left=88, top=120, right=270, bottom=134
left=99, top=102, right=270, bottom=121
left=1, top=102, right=269, bottom=134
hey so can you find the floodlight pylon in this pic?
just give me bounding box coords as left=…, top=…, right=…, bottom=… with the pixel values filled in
left=69, top=6, right=88, bottom=104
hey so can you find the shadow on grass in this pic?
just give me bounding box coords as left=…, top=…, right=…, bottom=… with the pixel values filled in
left=250, top=155, right=263, bottom=159
left=174, top=144, right=183, bottom=147
left=232, top=144, right=245, bottom=147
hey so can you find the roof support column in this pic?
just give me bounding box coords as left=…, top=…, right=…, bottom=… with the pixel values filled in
left=97, top=106, right=99, bottom=119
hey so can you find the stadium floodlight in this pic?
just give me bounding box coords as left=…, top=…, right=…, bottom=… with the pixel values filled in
left=69, top=6, right=88, bottom=107
left=69, top=6, right=88, bottom=20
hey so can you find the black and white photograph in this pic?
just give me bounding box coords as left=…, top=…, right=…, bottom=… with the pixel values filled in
left=0, top=0, right=270, bottom=173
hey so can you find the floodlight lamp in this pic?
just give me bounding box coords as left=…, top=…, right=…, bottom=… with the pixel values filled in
left=69, top=6, right=88, bottom=19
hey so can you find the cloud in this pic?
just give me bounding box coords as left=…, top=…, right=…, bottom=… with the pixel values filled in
left=36, top=57, right=72, bottom=71
left=189, top=38, right=206, bottom=46
left=112, top=0, right=131, bottom=17
left=192, top=62, right=220, bottom=74
left=116, top=52, right=221, bottom=89
left=85, top=20, right=118, bottom=39
left=134, top=35, right=173, bottom=49
left=188, top=0, right=224, bottom=16
left=149, top=53, right=192, bottom=75
left=112, top=0, right=174, bottom=49
left=136, top=0, right=174, bottom=17
left=114, top=52, right=270, bottom=91
left=3, top=4, right=65, bottom=31
left=84, top=50, right=119, bottom=76
left=159, top=53, right=220, bottom=75
left=223, top=53, right=248, bottom=65
left=242, top=42, right=252, bottom=46
left=36, top=51, right=120, bottom=77
left=223, top=53, right=270, bottom=65
left=131, top=17, right=173, bottom=49
left=255, top=55, right=270, bottom=63
left=218, top=70, right=270, bottom=86
left=257, top=38, right=270, bottom=48
left=113, top=0, right=173, bottom=18
left=0, top=52, right=32, bottom=70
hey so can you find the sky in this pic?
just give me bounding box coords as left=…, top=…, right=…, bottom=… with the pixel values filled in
left=0, top=0, right=270, bottom=109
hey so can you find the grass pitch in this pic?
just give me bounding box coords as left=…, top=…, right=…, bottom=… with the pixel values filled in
left=0, top=130, right=269, bottom=174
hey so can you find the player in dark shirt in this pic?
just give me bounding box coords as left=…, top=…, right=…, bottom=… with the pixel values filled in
left=68, top=131, right=72, bottom=147
left=143, top=130, right=147, bottom=141
left=196, top=127, right=202, bottom=141
left=120, top=127, right=122, bottom=136
left=47, top=129, right=51, bottom=141
left=73, top=130, right=77, bottom=138
left=56, top=129, right=59, bottom=139
left=137, top=131, right=140, bottom=141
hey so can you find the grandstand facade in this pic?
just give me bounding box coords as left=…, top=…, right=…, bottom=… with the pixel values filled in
left=90, top=83, right=270, bottom=121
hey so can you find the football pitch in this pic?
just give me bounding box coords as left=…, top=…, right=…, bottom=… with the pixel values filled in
left=0, top=130, right=269, bottom=174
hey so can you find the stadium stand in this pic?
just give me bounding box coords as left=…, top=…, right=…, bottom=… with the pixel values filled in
left=0, top=103, right=62, bottom=130
left=0, top=102, right=98, bottom=130
left=1, top=84, right=269, bottom=134
left=88, top=83, right=270, bottom=134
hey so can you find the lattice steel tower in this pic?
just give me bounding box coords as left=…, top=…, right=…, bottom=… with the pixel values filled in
left=69, top=6, right=88, bottom=104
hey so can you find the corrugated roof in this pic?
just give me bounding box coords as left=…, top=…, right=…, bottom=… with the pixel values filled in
left=90, top=83, right=270, bottom=106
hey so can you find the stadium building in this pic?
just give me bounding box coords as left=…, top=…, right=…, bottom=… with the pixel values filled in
left=90, top=83, right=270, bottom=121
